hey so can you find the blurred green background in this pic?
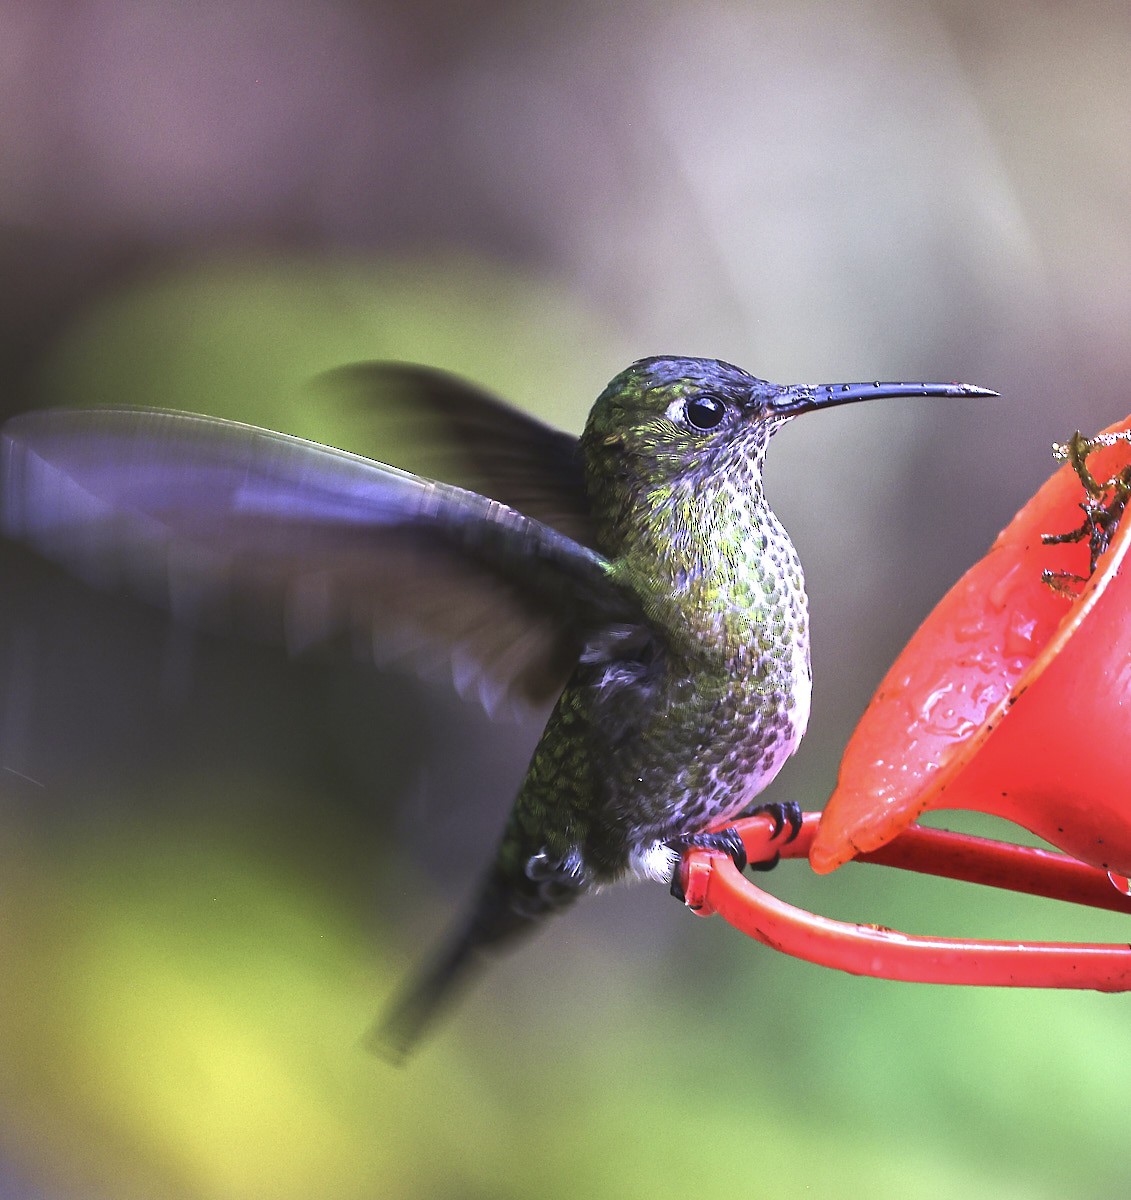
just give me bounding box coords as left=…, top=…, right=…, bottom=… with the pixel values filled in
left=2, top=2, right=1131, bottom=1197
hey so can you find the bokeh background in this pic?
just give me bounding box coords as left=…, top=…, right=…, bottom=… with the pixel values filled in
left=2, top=2, right=1130, bottom=1197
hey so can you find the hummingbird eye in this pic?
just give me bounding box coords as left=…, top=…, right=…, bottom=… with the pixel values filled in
left=681, top=393, right=728, bottom=431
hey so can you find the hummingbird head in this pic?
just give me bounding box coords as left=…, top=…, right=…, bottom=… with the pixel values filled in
left=580, top=355, right=995, bottom=542
left=583, top=355, right=996, bottom=479
left=581, top=357, right=794, bottom=495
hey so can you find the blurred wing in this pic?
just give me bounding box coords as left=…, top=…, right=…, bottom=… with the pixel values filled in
left=324, top=362, right=596, bottom=547
left=0, top=408, right=636, bottom=719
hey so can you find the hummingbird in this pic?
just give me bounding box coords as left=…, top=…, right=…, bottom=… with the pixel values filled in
left=0, top=356, right=993, bottom=1059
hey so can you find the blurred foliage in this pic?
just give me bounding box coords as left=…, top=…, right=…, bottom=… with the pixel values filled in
left=33, top=253, right=629, bottom=441
left=3, top=777, right=1131, bottom=1199
left=3, top=0, right=1131, bottom=1196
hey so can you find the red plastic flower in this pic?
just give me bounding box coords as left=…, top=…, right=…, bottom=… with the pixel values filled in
left=812, top=414, right=1131, bottom=880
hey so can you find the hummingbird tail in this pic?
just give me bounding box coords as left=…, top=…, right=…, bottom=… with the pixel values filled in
left=369, top=866, right=580, bottom=1063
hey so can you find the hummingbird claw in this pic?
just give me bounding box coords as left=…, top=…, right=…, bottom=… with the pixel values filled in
left=668, top=827, right=748, bottom=902
left=742, top=800, right=803, bottom=844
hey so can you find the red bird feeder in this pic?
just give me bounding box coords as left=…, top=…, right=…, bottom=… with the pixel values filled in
left=679, top=413, right=1131, bottom=989
left=814, top=413, right=1131, bottom=879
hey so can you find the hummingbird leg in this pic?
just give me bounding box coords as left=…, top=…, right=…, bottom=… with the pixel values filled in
left=667, top=827, right=747, bottom=901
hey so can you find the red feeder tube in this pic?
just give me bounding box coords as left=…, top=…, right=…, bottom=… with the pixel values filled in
left=679, top=813, right=1131, bottom=990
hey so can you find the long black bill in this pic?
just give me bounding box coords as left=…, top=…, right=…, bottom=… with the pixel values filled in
left=769, top=379, right=998, bottom=416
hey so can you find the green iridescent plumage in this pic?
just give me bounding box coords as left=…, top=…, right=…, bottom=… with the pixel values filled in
left=0, top=355, right=994, bottom=1060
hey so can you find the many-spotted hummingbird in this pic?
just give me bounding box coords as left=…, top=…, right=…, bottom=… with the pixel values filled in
left=0, top=357, right=993, bottom=1059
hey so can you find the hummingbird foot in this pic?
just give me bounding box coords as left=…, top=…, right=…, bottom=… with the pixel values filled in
left=738, top=800, right=802, bottom=872
left=667, top=827, right=747, bottom=902
left=741, top=799, right=803, bottom=841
